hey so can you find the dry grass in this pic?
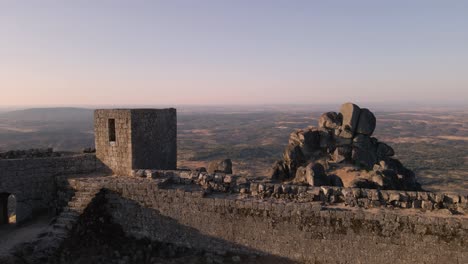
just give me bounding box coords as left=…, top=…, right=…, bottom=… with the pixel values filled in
left=417, top=169, right=468, bottom=195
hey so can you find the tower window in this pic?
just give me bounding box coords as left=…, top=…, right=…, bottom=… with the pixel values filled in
left=108, top=119, right=116, bottom=142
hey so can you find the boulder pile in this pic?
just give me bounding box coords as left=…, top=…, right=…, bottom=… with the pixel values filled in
left=270, top=103, right=421, bottom=191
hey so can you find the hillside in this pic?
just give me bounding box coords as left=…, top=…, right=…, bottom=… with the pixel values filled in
left=0, top=108, right=94, bottom=151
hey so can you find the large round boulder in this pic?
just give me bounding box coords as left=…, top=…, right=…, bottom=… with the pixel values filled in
left=339, top=103, right=361, bottom=136
left=376, top=142, right=395, bottom=159
left=356, top=108, right=376, bottom=135
left=287, top=128, right=321, bottom=154
left=294, top=162, right=329, bottom=186
left=207, top=159, right=233, bottom=174
left=352, top=134, right=376, bottom=152
left=270, top=160, right=289, bottom=181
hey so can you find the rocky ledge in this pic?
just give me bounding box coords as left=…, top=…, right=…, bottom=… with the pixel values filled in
left=270, top=102, right=421, bottom=191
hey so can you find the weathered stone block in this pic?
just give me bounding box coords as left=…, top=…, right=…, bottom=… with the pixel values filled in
left=422, top=200, right=433, bottom=210
left=443, top=193, right=460, bottom=204
left=413, top=200, right=422, bottom=209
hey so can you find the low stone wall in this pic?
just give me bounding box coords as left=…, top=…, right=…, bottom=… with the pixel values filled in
left=134, top=169, right=468, bottom=214
left=61, top=176, right=468, bottom=263
left=0, top=154, right=108, bottom=223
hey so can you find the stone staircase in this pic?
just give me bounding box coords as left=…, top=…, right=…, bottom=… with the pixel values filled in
left=9, top=185, right=102, bottom=263
left=51, top=187, right=100, bottom=233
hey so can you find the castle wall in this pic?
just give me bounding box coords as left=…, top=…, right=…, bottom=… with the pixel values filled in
left=95, top=109, right=133, bottom=175
left=62, top=176, right=467, bottom=264
left=0, top=154, right=106, bottom=223
left=130, top=109, right=177, bottom=171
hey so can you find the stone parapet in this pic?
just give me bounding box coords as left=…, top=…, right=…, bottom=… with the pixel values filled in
left=53, top=175, right=467, bottom=263
left=131, top=169, right=468, bottom=214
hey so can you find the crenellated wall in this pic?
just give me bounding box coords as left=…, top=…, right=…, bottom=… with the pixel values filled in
left=0, top=154, right=108, bottom=223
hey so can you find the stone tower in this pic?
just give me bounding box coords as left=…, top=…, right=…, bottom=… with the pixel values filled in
left=94, top=109, right=177, bottom=175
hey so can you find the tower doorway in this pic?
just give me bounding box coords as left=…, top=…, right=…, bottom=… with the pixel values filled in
left=0, top=193, right=16, bottom=225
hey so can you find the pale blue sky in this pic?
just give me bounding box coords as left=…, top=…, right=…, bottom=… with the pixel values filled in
left=1, top=0, right=467, bottom=106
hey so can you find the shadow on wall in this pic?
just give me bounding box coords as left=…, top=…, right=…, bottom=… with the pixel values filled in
left=53, top=190, right=297, bottom=264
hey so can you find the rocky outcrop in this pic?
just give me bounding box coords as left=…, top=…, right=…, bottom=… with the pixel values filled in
left=356, top=108, right=376, bottom=135
left=270, top=102, right=421, bottom=191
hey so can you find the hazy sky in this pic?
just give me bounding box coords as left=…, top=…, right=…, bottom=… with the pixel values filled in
left=1, top=1, right=467, bottom=106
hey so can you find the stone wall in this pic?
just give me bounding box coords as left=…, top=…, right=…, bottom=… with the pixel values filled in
left=133, top=169, right=468, bottom=213
left=95, top=109, right=133, bottom=175
left=0, top=154, right=107, bottom=223
left=60, top=176, right=468, bottom=264
left=130, top=109, right=177, bottom=171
